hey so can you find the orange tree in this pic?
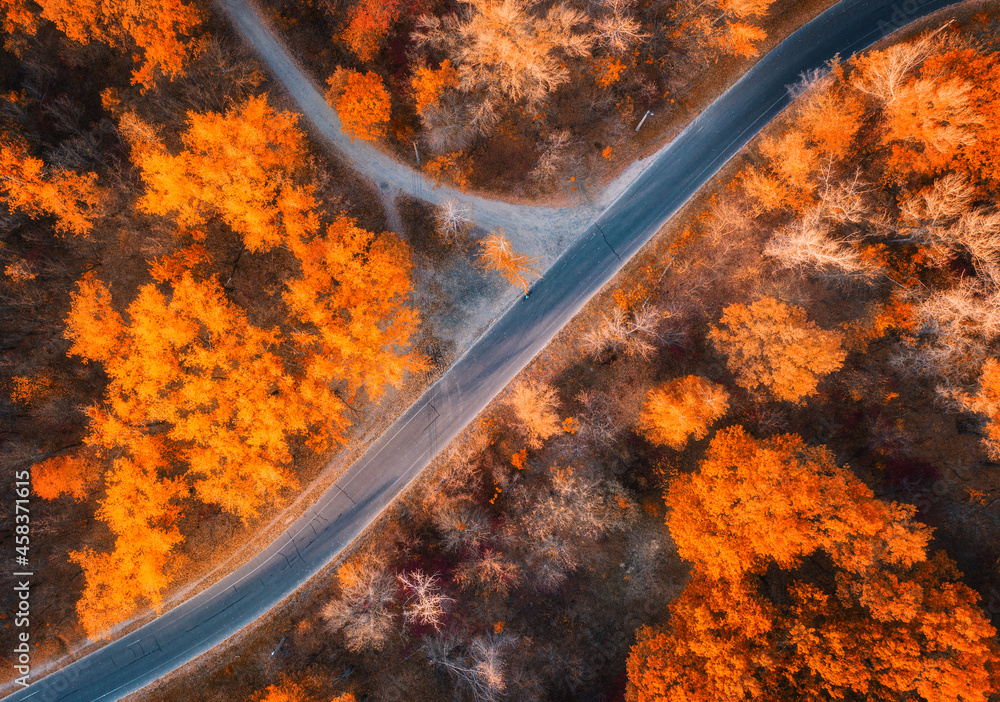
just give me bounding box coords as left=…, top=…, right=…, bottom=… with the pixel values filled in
left=0, top=0, right=201, bottom=88
left=69, top=436, right=187, bottom=637
left=31, top=455, right=95, bottom=501
left=327, top=69, right=392, bottom=142
left=909, top=45, right=1000, bottom=187
left=478, top=229, right=539, bottom=292
left=65, top=273, right=322, bottom=522
left=665, top=426, right=929, bottom=582
left=957, top=358, right=1000, bottom=460
left=411, top=59, right=459, bottom=115
left=40, top=80, right=425, bottom=641
left=740, top=76, right=863, bottom=215
left=283, top=214, right=423, bottom=405
left=60, top=212, right=420, bottom=637
left=708, top=297, right=846, bottom=403
left=0, top=132, right=104, bottom=235
left=627, top=426, right=1000, bottom=701
left=342, top=0, right=402, bottom=62
left=672, top=0, right=777, bottom=59
left=126, top=95, right=318, bottom=252
left=638, top=376, right=729, bottom=449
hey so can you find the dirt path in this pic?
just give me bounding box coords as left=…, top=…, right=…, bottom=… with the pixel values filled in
left=218, top=0, right=607, bottom=267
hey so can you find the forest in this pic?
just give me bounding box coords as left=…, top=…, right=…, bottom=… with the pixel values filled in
left=2, top=0, right=1000, bottom=701
left=262, top=0, right=833, bottom=195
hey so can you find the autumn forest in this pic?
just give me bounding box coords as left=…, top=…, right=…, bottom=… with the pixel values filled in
left=3, top=0, right=1000, bottom=701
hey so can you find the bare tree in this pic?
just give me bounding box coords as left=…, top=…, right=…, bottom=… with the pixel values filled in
left=787, top=64, right=834, bottom=100
left=900, top=172, right=976, bottom=226
left=583, top=303, right=664, bottom=359
left=764, top=212, right=874, bottom=279
left=849, top=33, right=936, bottom=103
left=955, top=210, right=1000, bottom=285
left=509, top=469, right=635, bottom=590
left=528, top=129, right=578, bottom=191
left=424, top=633, right=517, bottom=702
left=421, top=96, right=477, bottom=153
left=435, top=198, right=475, bottom=242
left=895, top=173, right=1000, bottom=283
left=906, top=278, right=1000, bottom=382
left=705, top=196, right=751, bottom=245
left=591, top=0, right=648, bottom=53
left=415, top=0, right=594, bottom=108
left=455, top=549, right=523, bottom=595
left=524, top=536, right=579, bottom=591
left=398, top=571, right=454, bottom=630
left=575, top=389, right=621, bottom=448
left=322, top=559, right=397, bottom=651
left=432, top=503, right=491, bottom=553
left=816, top=167, right=870, bottom=224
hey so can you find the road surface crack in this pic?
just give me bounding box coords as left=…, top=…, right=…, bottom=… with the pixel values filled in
left=596, top=223, right=622, bottom=261
left=335, top=484, right=356, bottom=506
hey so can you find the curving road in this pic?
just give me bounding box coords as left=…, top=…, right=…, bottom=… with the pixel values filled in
left=5, top=0, right=961, bottom=700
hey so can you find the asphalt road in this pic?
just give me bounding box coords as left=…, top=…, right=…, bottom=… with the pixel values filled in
left=5, top=0, right=961, bottom=699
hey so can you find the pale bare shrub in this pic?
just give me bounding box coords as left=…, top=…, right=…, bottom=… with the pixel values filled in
left=424, top=633, right=517, bottom=702
left=816, top=167, right=870, bottom=224
left=704, top=196, right=751, bottom=246
left=415, top=0, right=594, bottom=107
left=435, top=198, right=474, bottom=242
left=583, top=303, right=664, bottom=358
left=398, top=571, right=454, bottom=630
left=432, top=503, right=491, bottom=553
left=455, top=549, right=523, bottom=596
left=529, top=129, right=577, bottom=190
left=765, top=212, right=874, bottom=279
left=575, top=389, right=621, bottom=447
left=323, top=558, right=397, bottom=651
left=905, top=278, right=1000, bottom=382
left=592, top=0, right=648, bottom=53
left=896, top=173, right=1000, bottom=283
left=420, top=96, right=476, bottom=154
left=850, top=33, right=935, bottom=102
